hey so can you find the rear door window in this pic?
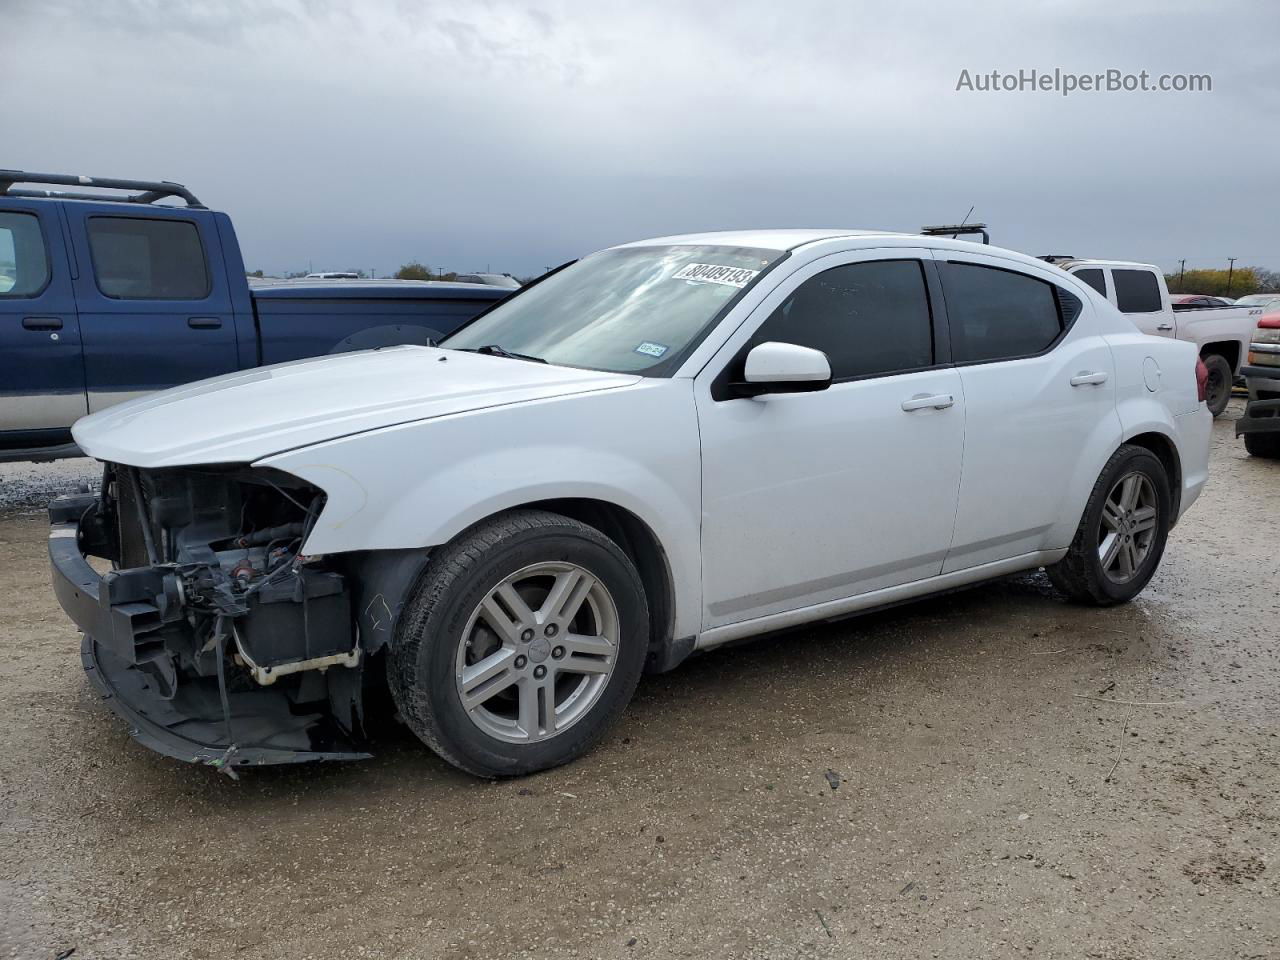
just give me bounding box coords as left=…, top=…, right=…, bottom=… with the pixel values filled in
left=1112, top=269, right=1163, bottom=313
left=939, top=262, right=1073, bottom=364
left=0, top=211, right=50, bottom=297
left=87, top=216, right=210, bottom=299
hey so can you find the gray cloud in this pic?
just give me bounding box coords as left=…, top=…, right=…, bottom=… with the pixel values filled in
left=3, top=0, right=1277, bottom=276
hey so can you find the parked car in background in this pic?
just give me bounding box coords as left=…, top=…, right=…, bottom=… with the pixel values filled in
left=456, top=272, right=522, bottom=289
left=0, top=171, right=510, bottom=462
left=1237, top=310, right=1280, bottom=457
left=1232, top=293, right=1280, bottom=311
left=1052, top=259, right=1263, bottom=416
left=302, top=271, right=361, bottom=280
left=49, top=229, right=1210, bottom=777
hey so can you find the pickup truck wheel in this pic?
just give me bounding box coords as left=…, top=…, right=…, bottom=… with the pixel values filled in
left=1243, top=432, right=1280, bottom=459
left=388, top=509, right=649, bottom=777
left=1047, top=445, right=1171, bottom=606
left=1201, top=353, right=1232, bottom=417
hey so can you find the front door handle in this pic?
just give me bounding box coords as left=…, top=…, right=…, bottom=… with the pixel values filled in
left=22, top=316, right=63, bottom=331
left=1156, top=323, right=1174, bottom=331
left=901, top=393, right=954, bottom=412
left=187, top=316, right=222, bottom=329
left=1070, top=371, right=1109, bottom=386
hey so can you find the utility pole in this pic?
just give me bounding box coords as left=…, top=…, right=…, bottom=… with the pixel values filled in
left=1178, top=259, right=1186, bottom=292
left=1227, top=257, right=1237, bottom=295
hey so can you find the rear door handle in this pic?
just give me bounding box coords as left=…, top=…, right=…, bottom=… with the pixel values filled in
left=1156, top=323, right=1174, bottom=331
left=901, top=393, right=954, bottom=411
left=22, top=316, right=63, bottom=331
left=187, top=316, right=222, bottom=329
left=1070, top=371, right=1109, bottom=386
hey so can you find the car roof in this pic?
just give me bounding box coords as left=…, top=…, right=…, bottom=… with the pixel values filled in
left=611, top=229, right=905, bottom=252
left=1052, top=258, right=1160, bottom=271
left=609, top=229, right=1074, bottom=278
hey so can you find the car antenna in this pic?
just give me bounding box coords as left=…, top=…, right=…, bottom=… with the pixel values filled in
left=920, top=208, right=990, bottom=244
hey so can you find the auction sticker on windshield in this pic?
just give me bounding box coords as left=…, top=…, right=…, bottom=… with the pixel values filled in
left=672, top=263, right=760, bottom=288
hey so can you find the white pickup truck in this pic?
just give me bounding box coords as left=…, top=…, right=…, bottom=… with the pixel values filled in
left=1048, top=259, right=1263, bottom=416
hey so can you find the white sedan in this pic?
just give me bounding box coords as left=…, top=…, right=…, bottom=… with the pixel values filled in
left=54, top=229, right=1211, bottom=777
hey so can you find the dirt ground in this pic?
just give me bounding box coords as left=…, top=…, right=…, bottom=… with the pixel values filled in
left=2, top=402, right=1276, bottom=960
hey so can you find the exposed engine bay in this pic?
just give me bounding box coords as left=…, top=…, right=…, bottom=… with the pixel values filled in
left=52, top=463, right=426, bottom=772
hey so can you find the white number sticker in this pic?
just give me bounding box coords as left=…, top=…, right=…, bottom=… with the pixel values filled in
left=672, top=263, right=760, bottom=288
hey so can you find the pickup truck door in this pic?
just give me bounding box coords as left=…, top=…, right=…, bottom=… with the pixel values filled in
left=695, top=250, right=965, bottom=630
left=63, top=203, right=240, bottom=412
left=0, top=200, right=87, bottom=446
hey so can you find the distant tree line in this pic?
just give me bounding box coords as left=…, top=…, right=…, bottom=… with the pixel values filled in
left=1165, top=267, right=1280, bottom=297
left=394, top=261, right=458, bottom=282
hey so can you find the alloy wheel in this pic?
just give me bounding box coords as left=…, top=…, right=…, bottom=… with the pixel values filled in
left=454, top=562, right=619, bottom=743
left=1097, top=472, right=1159, bottom=584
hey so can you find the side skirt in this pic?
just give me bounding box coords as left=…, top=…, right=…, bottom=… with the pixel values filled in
left=694, top=550, right=1068, bottom=651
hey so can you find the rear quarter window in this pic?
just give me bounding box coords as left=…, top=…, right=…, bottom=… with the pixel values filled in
left=1112, top=269, right=1163, bottom=313
left=0, top=211, right=50, bottom=297
left=1073, top=268, right=1107, bottom=297
left=87, top=216, right=210, bottom=300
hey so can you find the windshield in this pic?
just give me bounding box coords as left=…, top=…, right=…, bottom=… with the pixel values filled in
left=442, top=244, right=783, bottom=374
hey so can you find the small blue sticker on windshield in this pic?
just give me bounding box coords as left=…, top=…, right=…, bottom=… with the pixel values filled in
left=634, top=341, right=669, bottom=358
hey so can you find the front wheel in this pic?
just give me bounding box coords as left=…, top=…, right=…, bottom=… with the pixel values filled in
left=1202, top=353, right=1233, bottom=417
left=1048, top=445, right=1172, bottom=605
left=388, top=510, right=649, bottom=777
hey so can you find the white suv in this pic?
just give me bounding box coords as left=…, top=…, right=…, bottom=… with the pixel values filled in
left=53, top=230, right=1211, bottom=777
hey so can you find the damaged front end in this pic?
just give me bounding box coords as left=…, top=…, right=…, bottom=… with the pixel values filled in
left=49, top=463, right=393, bottom=772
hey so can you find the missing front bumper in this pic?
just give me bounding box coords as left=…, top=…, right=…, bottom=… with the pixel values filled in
left=50, top=492, right=371, bottom=770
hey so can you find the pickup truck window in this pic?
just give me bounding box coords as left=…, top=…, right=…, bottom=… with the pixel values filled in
left=1074, top=268, right=1107, bottom=297
left=0, top=211, right=50, bottom=297
left=87, top=216, right=210, bottom=300
left=1112, top=269, right=1163, bottom=313
left=940, top=262, right=1066, bottom=363
left=443, top=244, right=783, bottom=375
left=749, top=259, right=933, bottom=380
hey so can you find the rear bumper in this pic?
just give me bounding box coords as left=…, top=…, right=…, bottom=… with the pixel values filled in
left=1235, top=398, right=1280, bottom=438
left=49, top=493, right=370, bottom=770
left=1172, top=407, right=1212, bottom=522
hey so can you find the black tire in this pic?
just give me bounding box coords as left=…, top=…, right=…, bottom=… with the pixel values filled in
left=387, top=509, right=649, bottom=777
left=1202, top=353, right=1232, bottom=417
left=1243, top=432, right=1280, bottom=459
left=1047, top=445, right=1172, bottom=606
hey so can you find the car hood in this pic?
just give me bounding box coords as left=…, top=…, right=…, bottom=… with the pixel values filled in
left=72, top=346, right=641, bottom=468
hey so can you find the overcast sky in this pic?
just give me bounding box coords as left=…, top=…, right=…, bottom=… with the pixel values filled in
left=4, top=0, right=1277, bottom=277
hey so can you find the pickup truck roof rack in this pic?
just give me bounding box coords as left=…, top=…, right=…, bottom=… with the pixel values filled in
left=920, top=223, right=989, bottom=244
left=0, top=170, right=205, bottom=208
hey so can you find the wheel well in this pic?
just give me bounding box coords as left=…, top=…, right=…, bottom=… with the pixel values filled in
left=1124, top=432, right=1182, bottom=523
left=1200, top=340, right=1240, bottom=372
left=520, top=498, right=679, bottom=672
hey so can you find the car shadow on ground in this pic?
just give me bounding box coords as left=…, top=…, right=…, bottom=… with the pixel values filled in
left=110, top=565, right=1167, bottom=810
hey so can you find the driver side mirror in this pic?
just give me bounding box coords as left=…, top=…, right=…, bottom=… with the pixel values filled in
left=732, top=341, right=832, bottom=398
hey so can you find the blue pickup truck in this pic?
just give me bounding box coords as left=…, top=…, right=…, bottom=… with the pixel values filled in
left=0, top=171, right=511, bottom=462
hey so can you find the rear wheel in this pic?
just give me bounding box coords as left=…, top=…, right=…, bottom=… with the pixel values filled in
left=388, top=509, right=649, bottom=777
left=1048, top=445, right=1172, bottom=605
left=1243, top=432, right=1280, bottom=459
left=1202, top=353, right=1232, bottom=417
